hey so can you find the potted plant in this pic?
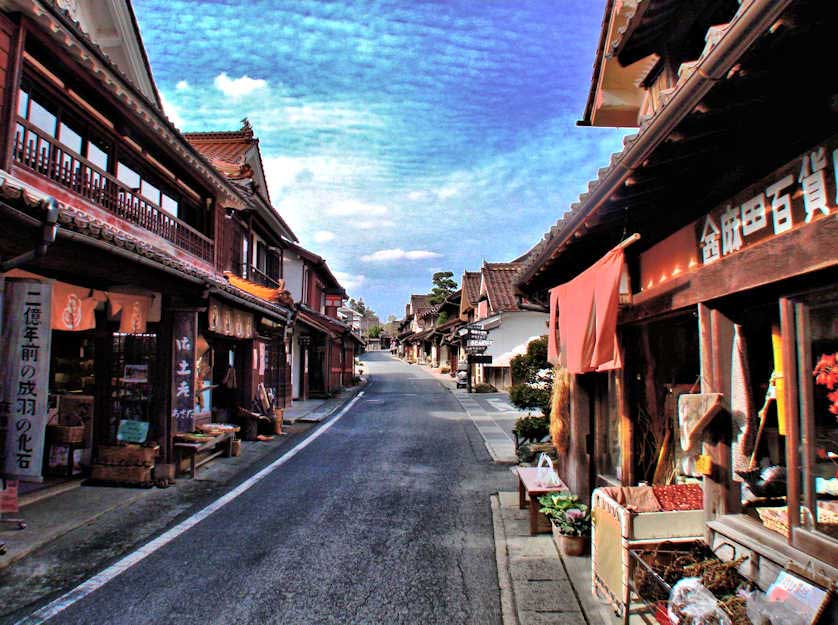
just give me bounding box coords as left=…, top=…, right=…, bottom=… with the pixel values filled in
left=538, top=493, right=591, bottom=556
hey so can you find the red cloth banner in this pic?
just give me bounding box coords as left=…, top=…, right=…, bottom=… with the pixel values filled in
left=51, top=282, right=97, bottom=331
left=108, top=294, right=151, bottom=334
left=555, top=247, right=624, bottom=374
left=0, top=479, right=18, bottom=513
left=547, top=288, right=560, bottom=365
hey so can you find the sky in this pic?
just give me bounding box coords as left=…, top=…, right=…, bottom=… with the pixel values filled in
left=133, top=0, right=630, bottom=320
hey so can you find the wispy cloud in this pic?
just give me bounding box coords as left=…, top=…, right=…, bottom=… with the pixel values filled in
left=327, top=199, right=388, bottom=217
left=213, top=72, right=267, bottom=98
left=135, top=0, right=630, bottom=318
left=158, top=91, right=184, bottom=128
left=361, top=249, right=441, bottom=262
left=334, top=271, right=365, bottom=291
left=314, top=230, right=335, bottom=243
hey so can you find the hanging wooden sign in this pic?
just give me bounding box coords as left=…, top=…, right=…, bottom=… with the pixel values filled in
left=1, top=279, right=53, bottom=480
left=172, top=311, right=197, bottom=433
left=208, top=298, right=253, bottom=339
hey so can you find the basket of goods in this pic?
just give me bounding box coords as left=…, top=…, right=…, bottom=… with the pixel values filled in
left=174, top=433, right=215, bottom=444
left=196, top=423, right=240, bottom=435
left=46, top=424, right=85, bottom=444
left=632, top=542, right=713, bottom=603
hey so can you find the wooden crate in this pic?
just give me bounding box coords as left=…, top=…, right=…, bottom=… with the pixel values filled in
left=96, top=444, right=158, bottom=466
left=91, top=463, right=153, bottom=484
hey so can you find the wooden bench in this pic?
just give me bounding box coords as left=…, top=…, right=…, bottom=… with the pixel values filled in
left=517, top=466, right=569, bottom=535
left=174, top=431, right=234, bottom=479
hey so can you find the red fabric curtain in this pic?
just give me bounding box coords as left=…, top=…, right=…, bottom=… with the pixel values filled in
left=553, top=247, right=624, bottom=374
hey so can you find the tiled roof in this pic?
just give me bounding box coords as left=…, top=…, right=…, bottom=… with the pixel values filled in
left=461, top=272, right=481, bottom=307
left=185, top=128, right=255, bottom=181
left=482, top=262, right=522, bottom=313
left=410, top=294, right=432, bottom=314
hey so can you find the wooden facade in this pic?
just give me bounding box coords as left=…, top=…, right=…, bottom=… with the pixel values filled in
left=0, top=2, right=296, bottom=484
left=517, top=0, right=838, bottom=601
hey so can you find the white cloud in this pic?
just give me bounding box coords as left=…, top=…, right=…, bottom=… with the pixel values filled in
left=334, top=271, right=365, bottom=291
left=213, top=72, right=267, bottom=98
left=361, top=249, right=441, bottom=262
left=314, top=230, right=335, bottom=243
left=436, top=184, right=461, bottom=200
left=355, top=219, right=395, bottom=230
left=175, top=80, right=190, bottom=91
left=407, top=190, right=429, bottom=201
left=159, top=92, right=185, bottom=128
left=328, top=199, right=388, bottom=217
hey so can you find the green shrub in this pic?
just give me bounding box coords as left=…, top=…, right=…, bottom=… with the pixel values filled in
left=473, top=382, right=497, bottom=393
left=513, top=414, right=550, bottom=442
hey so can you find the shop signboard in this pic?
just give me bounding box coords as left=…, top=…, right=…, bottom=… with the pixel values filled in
left=172, top=311, right=197, bottom=433
left=208, top=298, right=254, bottom=339
left=325, top=295, right=343, bottom=308
left=696, top=138, right=838, bottom=266
left=116, top=419, right=149, bottom=444
left=1, top=279, right=53, bottom=480
left=468, top=354, right=493, bottom=364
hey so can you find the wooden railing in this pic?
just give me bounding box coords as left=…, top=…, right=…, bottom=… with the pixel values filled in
left=248, top=264, right=281, bottom=289
left=13, top=119, right=214, bottom=264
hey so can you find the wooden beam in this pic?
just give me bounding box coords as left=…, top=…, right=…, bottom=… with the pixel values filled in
left=780, top=297, right=801, bottom=536
left=621, top=215, right=838, bottom=324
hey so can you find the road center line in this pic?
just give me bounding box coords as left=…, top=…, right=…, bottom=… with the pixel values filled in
left=15, top=390, right=366, bottom=625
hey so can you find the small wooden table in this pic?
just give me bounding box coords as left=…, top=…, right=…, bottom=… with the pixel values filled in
left=174, top=431, right=234, bottom=479
left=517, top=466, right=569, bottom=535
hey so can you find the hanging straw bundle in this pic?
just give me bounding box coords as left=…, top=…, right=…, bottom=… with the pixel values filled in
left=550, top=365, right=571, bottom=454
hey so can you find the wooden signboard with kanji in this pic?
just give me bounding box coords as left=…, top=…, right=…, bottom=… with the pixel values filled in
left=171, top=311, right=197, bottom=433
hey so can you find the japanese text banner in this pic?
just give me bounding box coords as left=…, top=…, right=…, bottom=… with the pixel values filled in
left=1, top=279, right=53, bottom=480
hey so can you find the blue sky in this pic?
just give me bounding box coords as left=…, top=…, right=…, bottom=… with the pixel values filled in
left=133, top=0, right=629, bottom=320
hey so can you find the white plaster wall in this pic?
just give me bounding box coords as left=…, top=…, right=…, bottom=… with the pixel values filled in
left=284, top=254, right=305, bottom=302
left=291, top=333, right=301, bottom=399
left=484, top=311, right=549, bottom=362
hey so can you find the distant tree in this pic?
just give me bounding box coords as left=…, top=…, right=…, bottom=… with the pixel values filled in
left=429, top=271, right=457, bottom=305
left=368, top=325, right=383, bottom=338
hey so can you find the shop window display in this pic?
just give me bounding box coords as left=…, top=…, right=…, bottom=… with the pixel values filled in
left=110, top=332, right=156, bottom=442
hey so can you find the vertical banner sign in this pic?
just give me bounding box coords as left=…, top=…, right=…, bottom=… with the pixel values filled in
left=1, top=279, right=52, bottom=481
left=172, top=311, right=197, bottom=433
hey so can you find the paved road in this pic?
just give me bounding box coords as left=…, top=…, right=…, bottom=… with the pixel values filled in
left=22, top=353, right=514, bottom=625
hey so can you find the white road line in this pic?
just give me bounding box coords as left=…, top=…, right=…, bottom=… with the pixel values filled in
left=15, top=391, right=365, bottom=625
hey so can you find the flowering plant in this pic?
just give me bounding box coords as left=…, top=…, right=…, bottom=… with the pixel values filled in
left=538, top=493, right=591, bottom=536
left=813, top=352, right=838, bottom=418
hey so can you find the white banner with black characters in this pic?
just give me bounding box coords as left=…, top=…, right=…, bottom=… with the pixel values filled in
left=1, top=279, right=52, bottom=480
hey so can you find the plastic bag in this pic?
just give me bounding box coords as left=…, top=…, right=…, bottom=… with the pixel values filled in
left=741, top=588, right=807, bottom=625
left=535, top=453, right=561, bottom=487
left=668, top=578, right=731, bottom=625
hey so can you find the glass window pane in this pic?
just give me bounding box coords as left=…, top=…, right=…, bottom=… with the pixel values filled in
left=117, top=161, right=140, bottom=189
left=161, top=193, right=178, bottom=216
left=17, top=88, right=29, bottom=118
left=808, top=303, right=838, bottom=541
left=140, top=179, right=160, bottom=204
left=29, top=98, right=56, bottom=136
left=87, top=140, right=109, bottom=171
left=59, top=122, right=83, bottom=154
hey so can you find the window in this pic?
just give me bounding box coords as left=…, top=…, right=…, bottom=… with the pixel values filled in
left=17, top=87, right=29, bottom=118
left=58, top=121, right=82, bottom=155
left=117, top=161, right=140, bottom=190
left=241, top=236, right=249, bottom=279
left=29, top=97, right=56, bottom=136
left=87, top=139, right=109, bottom=172
left=161, top=193, right=178, bottom=217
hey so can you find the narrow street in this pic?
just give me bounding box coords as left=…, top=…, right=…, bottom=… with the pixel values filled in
left=10, top=353, right=515, bottom=625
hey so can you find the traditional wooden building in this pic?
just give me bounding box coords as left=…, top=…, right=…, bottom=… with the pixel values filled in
left=517, top=0, right=837, bottom=600
left=0, top=0, right=294, bottom=491
left=282, top=240, right=361, bottom=399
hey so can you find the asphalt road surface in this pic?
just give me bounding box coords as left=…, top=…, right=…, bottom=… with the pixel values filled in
left=25, top=353, right=514, bottom=625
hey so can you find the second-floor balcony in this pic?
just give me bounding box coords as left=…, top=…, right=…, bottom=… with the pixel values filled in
left=13, top=119, right=214, bottom=264
left=244, top=263, right=281, bottom=289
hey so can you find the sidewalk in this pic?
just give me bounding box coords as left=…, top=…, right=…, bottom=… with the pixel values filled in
left=0, top=380, right=367, bottom=572
left=493, top=489, right=617, bottom=625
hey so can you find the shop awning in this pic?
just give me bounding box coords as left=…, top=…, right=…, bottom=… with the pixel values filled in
left=549, top=244, right=624, bottom=373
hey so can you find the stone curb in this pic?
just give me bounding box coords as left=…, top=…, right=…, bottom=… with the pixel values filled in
left=492, top=493, right=520, bottom=625
left=287, top=376, right=370, bottom=423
